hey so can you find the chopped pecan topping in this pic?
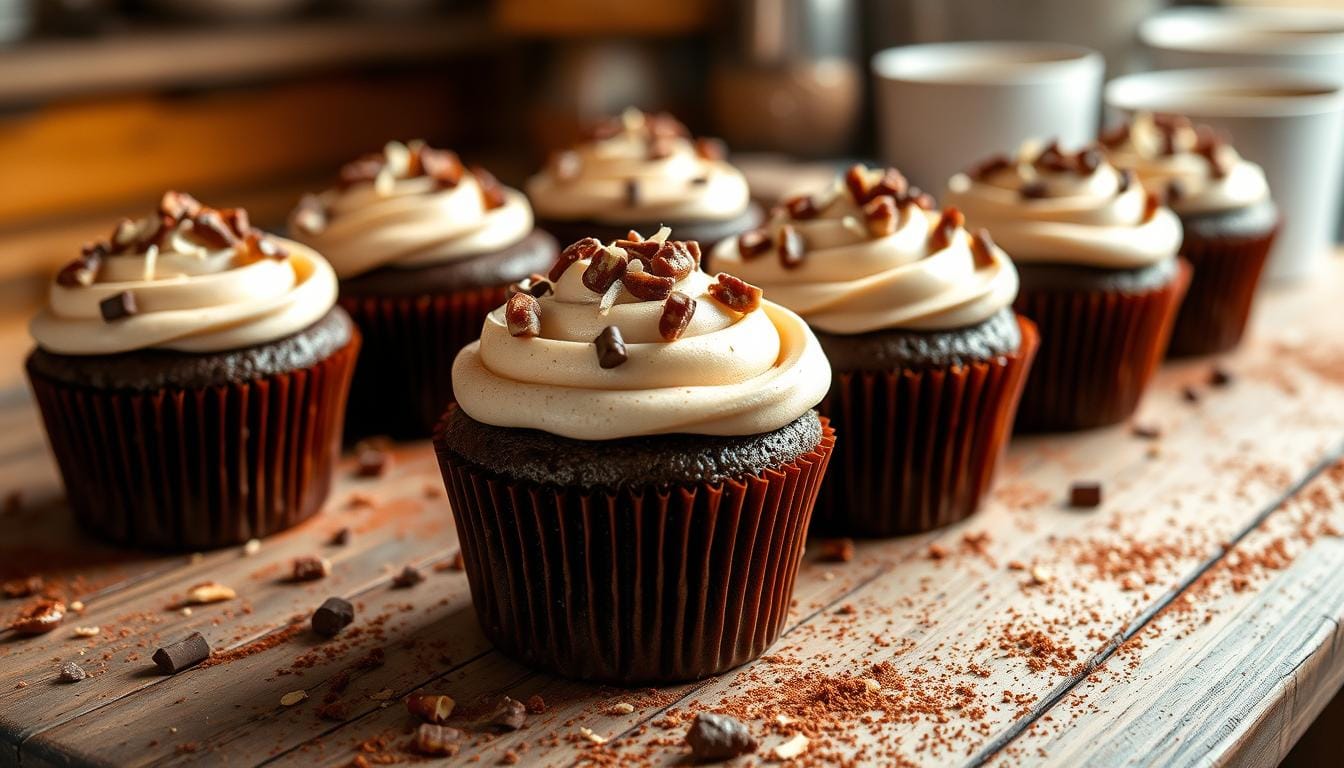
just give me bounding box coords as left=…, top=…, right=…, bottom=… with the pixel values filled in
left=777, top=224, right=805, bottom=269
left=191, top=209, right=240, bottom=249
left=550, top=150, right=582, bottom=182
left=339, top=153, right=384, bottom=188
left=738, top=229, right=771, bottom=260
left=593, top=326, right=628, bottom=369
left=407, top=694, right=457, bottom=724
left=1019, top=180, right=1049, bottom=200
left=506, top=293, right=542, bottom=338
left=785, top=194, right=820, bottom=220
left=1195, top=129, right=1231, bottom=179
left=1117, top=169, right=1135, bottom=194
left=659, top=292, right=696, bottom=341
left=970, top=228, right=998, bottom=269
left=99, top=291, right=137, bottom=322
left=929, top=208, right=965, bottom=253
left=582, top=248, right=629, bottom=294
left=613, top=237, right=661, bottom=260
left=968, top=154, right=1013, bottom=181
left=1034, top=141, right=1070, bottom=173
left=1142, top=190, right=1163, bottom=223
left=863, top=196, right=898, bottom=238
left=57, top=250, right=102, bottom=288
left=843, top=164, right=871, bottom=203
left=1076, top=147, right=1103, bottom=175
left=219, top=207, right=251, bottom=238
left=1099, top=123, right=1131, bottom=148
left=707, top=273, right=763, bottom=314
left=869, top=167, right=910, bottom=202
left=422, top=149, right=464, bottom=188
left=622, top=270, right=674, bottom=301
left=549, top=237, right=603, bottom=281
left=647, top=111, right=691, bottom=139
left=471, top=165, right=507, bottom=210
left=159, top=191, right=202, bottom=222
left=694, top=137, right=726, bottom=162
left=648, top=240, right=695, bottom=280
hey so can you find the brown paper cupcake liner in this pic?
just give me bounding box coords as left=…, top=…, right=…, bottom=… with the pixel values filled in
left=433, top=419, right=835, bottom=685
left=1167, top=225, right=1278, bottom=357
left=1014, top=259, right=1191, bottom=432
left=26, top=334, right=359, bottom=551
left=811, top=315, right=1038, bottom=537
left=340, top=285, right=505, bottom=441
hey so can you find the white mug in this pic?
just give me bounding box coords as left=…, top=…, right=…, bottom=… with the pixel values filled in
left=1106, top=68, right=1344, bottom=282
left=871, top=41, right=1105, bottom=193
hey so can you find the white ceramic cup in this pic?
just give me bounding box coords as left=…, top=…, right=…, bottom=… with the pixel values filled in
left=871, top=41, right=1105, bottom=193
left=1106, top=68, right=1344, bottom=282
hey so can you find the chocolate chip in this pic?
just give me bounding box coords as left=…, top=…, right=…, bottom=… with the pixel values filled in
left=659, top=292, right=696, bottom=341
left=1210, top=366, right=1234, bottom=387
left=58, top=662, right=87, bottom=683
left=777, top=224, right=805, bottom=269
left=686, top=712, right=757, bottom=761
left=624, top=179, right=640, bottom=207
left=1020, top=181, right=1049, bottom=200
left=594, top=326, right=628, bottom=369
left=1068, top=482, right=1102, bottom=509
left=785, top=194, right=820, bottom=220
left=392, top=565, right=425, bottom=588
left=694, top=137, right=726, bottom=162
left=482, top=696, right=527, bottom=731
left=415, top=723, right=464, bottom=757
left=330, top=527, right=352, bottom=546
left=471, top=165, right=507, bottom=210
left=929, top=208, right=965, bottom=253
left=970, top=229, right=998, bottom=269
left=863, top=196, right=898, bottom=238
left=99, top=291, right=137, bottom=322
left=506, top=292, right=542, bottom=338
left=737, top=229, right=771, bottom=260
left=582, top=248, right=629, bottom=294
left=312, top=597, right=355, bottom=638
left=623, top=270, right=674, bottom=301
left=707, top=273, right=763, bottom=315
left=615, top=238, right=662, bottom=261
left=152, top=632, right=210, bottom=674
left=649, top=241, right=696, bottom=280
left=291, top=556, right=330, bottom=582
left=550, top=237, right=603, bottom=282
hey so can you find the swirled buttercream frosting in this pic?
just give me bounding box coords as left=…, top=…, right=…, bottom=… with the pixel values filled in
left=1099, top=112, right=1271, bottom=217
left=31, top=191, right=337, bottom=355
left=452, top=228, right=831, bottom=441
left=712, top=165, right=1019, bottom=335
left=526, top=109, right=751, bottom=225
left=945, top=141, right=1183, bottom=270
left=288, top=140, right=533, bottom=279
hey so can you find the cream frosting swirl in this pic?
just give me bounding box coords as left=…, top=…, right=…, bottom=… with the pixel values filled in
left=526, top=109, right=751, bottom=225
left=711, top=165, right=1019, bottom=335
left=1100, top=113, right=1271, bottom=216
left=945, top=143, right=1183, bottom=270
left=289, top=141, right=534, bottom=279
left=453, top=230, right=831, bottom=441
left=31, top=192, right=337, bottom=355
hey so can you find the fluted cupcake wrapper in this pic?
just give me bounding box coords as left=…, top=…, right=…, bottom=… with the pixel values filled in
left=811, top=315, right=1038, bottom=538
left=1168, top=224, right=1279, bottom=357
left=1014, top=259, right=1191, bottom=432
left=340, top=286, right=505, bottom=441
left=26, top=333, right=359, bottom=551
left=433, top=419, right=835, bottom=685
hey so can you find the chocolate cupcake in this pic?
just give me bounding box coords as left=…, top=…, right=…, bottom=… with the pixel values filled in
left=290, top=141, right=557, bottom=440
left=946, top=143, right=1189, bottom=432
left=712, top=165, right=1036, bottom=536
left=433, top=229, right=833, bottom=684
left=526, top=109, right=763, bottom=250
left=27, top=192, right=358, bottom=550
left=1101, top=113, right=1279, bottom=357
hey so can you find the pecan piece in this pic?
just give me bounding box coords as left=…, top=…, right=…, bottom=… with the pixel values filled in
left=109, top=218, right=139, bottom=253
left=647, top=136, right=676, bottom=160
left=659, top=292, right=696, bottom=341
left=868, top=167, right=910, bottom=201
left=99, top=291, right=137, bottom=322
left=422, top=149, right=464, bottom=188
left=509, top=273, right=553, bottom=298
left=1019, top=180, right=1049, bottom=200
left=1034, top=140, right=1069, bottom=173
left=970, top=229, right=998, bottom=269
left=707, top=273, right=763, bottom=315
left=415, top=724, right=464, bottom=756
left=622, top=270, right=674, bottom=301
left=593, top=326, right=628, bottom=369
left=10, top=599, right=64, bottom=635
left=189, top=209, right=239, bottom=249
left=785, top=194, right=820, bottom=220
left=929, top=208, right=965, bottom=253
left=549, top=237, right=602, bottom=282
left=694, top=137, right=726, bottom=162
left=407, top=694, right=456, bottom=724
left=506, top=292, right=542, bottom=338
left=57, top=250, right=102, bottom=288
left=843, top=164, right=872, bottom=203
left=863, top=196, right=898, bottom=238
left=967, top=154, right=1012, bottom=181
left=292, top=194, right=327, bottom=236
left=737, top=229, right=771, bottom=260
left=339, top=153, right=384, bottom=188
left=159, top=191, right=202, bottom=222
left=218, top=207, right=251, bottom=238
left=470, top=165, right=506, bottom=210
left=483, top=696, right=527, bottom=731
left=290, top=556, right=331, bottom=582
left=582, top=248, right=628, bottom=294
left=1075, top=146, right=1103, bottom=175
left=777, top=225, right=805, bottom=269
left=648, top=240, right=695, bottom=280
left=613, top=237, right=661, bottom=261
left=1142, top=190, right=1163, bottom=223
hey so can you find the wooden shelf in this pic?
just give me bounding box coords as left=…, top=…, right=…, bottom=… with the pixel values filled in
left=0, top=11, right=496, bottom=104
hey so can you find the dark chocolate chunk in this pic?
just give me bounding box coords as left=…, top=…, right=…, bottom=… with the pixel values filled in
left=594, top=326, right=628, bottom=369
left=968, top=154, right=1012, bottom=181
left=330, top=527, right=352, bottom=546
left=392, top=565, right=425, bottom=588
left=291, top=555, right=330, bottom=582
left=58, top=662, right=87, bottom=683
left=1209, top=366, right=1234, bottom=387
left=482, top=696, right=527, bottom=731
left=785, top=194, right=820, bottom=220
left=153, top=632, right=210, bottom=674
left=1020, top=181, right=1049, bottom=200
left=686, top=712, right=757, bottom=761
left=99, top=291, right=137, bottom=322
left=624, top=179, right=640, bottom=207
left=1068, top=482, right=1102, bottom=509
left=312, top=597, right=355, bottom=638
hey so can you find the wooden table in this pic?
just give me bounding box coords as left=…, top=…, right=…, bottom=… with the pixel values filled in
left=2, top=255, right=1344, bottom=767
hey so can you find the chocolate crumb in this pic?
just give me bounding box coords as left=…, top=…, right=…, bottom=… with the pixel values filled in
left=659, top=292, right=696, bottom=342
left=312, top=597, right=354, bottom=638
left=1131, top=423, right=1162, bottom=440
left=354, top=441, right=389, bottom=478
left=1182, top=385, right=1201, bottom=404
left=818, top=539, right=855, bottom=563
left=392, top=565, right=425, bottom=588
left=506, top=293, right=542, bottom=338
left=58, top=662, right=87, bottom=683
left=1210, top=366, right=1234, bottom=387
left=1069, top=482, right=1103, bottom=509
left=686, top=712, right=757, bottom=761
left=290, top=556, right=331, bottom=582
left=526, top=694, right=547, bottom=714
left=594, top=326, right=628, bottom=369
left=330, top=527, right=352, bottom=547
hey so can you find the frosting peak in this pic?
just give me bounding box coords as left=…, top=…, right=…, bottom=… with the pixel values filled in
left=1099, top=113, right=1271, bottom=216
left=710, top=165, right=1019, bottom=334
left=945, top=142, right=1183, bottom=270
left=525, top=109, right=751, bottom=225
left=289, top=140, right=534, bottom=279
left=452, top=228, right=831, bottom=441
left=31, top=191, right=337, bottom=355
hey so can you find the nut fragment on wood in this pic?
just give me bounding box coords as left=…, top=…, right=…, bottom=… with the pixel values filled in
left=392, top=565, right=425, bottom=588
left=415, top=724, right=464, bottom=756
left=686, top=713, right=757, bottom=761
left=73, top=626, right=100, bottom=638
left=185, top=582, right=235, bottom=605
left=774, top=733, right=810, bottom=759
left=579, top=727, right=608, bottom=745
left=407, top=694, right=456, bottom=724
left=58, top=662, right=87, bottom=683
left=290, top=556, right=331, bottom=582
left=482, top=696, right=527, bottom=731
left=817, top=538, right=855, bottom=563
left=280, top=690, right=308, bottom=707
left=10, top=599, right=65, bottom=635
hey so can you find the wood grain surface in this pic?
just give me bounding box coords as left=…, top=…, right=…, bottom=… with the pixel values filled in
left=1, top=256, right=1343, bottom=767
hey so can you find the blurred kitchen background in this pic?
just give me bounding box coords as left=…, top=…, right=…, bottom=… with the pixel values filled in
left=0, top=0, right=1339, bottom=308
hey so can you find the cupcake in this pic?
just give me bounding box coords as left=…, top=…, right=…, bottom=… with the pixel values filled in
left=1101, top=113, right=1279, bottom=357
left=433, top=228, right=833, bottom=684
left=290, top=141, right=557, bottom=440
left=946, top=143, right=1189, bottom=432
left=526, top=109, right=763, bottom=250
left=27, top=192, right=358, bottom=550
left=712, top=165, right=1036, bottom=536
